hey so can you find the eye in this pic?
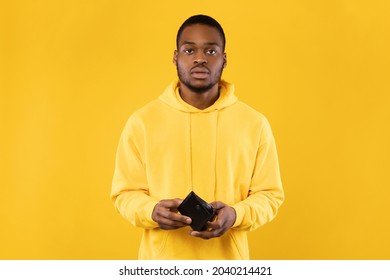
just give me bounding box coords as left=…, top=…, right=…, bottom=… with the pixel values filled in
left=207, top=49, right=217, bottom=55
left=184, top=49, right=194, bottom=54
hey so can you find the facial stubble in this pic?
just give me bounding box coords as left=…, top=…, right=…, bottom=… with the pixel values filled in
left=176, top=65, right=224, bottom=94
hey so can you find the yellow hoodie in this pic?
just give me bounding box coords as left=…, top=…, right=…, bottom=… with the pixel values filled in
left=111, top=80, right=284, bottom=259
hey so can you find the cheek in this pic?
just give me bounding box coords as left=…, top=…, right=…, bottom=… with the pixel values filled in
left=176, top=60, right=191, bottom=74
left=176, top=55, right=191, bottom=66
left=210, top=60, right=225, bottom=71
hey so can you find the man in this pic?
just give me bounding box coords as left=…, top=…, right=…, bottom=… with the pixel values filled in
left=111, top=15, right=284, bottom=259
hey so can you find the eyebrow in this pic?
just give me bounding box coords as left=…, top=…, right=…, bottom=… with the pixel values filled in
left=181, top=41, right=220, bottom=47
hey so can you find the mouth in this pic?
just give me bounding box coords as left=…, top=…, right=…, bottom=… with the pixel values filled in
left=190, top=67, right=210, bottom=79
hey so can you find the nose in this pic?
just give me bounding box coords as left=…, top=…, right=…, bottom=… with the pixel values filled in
left=194, top=53, right=207, bottom=64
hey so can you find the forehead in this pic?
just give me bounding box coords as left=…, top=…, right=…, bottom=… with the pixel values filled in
left=178, top=24, right=223, bottom=47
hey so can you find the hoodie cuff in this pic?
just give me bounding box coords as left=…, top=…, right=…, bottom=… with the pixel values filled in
left=231, top=204, right=245, bottom=228
left=138, top=199, right=160, bottom=229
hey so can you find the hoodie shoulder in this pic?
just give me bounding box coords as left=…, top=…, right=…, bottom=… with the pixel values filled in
left=132, top=99, right=163, bottom=117
left=233, top=101, right=269, bottom=123
left=122, top=99, right=163, bottom=130
left=230, top=101, right=275, bottom=143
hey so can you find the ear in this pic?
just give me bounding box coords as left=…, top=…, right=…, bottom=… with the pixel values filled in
left=223, top=52, right=227, bottom=68
left=173, top=50, right=178, bottom=66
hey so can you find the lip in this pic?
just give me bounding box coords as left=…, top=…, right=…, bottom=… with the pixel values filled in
left=191, top=72, right=209, bottom=79
left=190, top=67, right=210, bottom=79
left=190, top=66, right=210, bottom=74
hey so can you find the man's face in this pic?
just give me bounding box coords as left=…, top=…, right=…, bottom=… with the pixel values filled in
left=174, top=24, right=227, bottom=94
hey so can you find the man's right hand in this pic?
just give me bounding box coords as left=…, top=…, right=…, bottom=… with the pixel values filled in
left=152, top=199, right=192, bottom=230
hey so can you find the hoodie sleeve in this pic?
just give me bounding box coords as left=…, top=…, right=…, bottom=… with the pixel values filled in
left=231, top=119, right=284, bottom=231
left=111, top=115, right=159, bottom=229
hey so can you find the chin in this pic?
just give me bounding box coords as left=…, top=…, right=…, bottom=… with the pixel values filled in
left=189, top=83, right=215, bottom=94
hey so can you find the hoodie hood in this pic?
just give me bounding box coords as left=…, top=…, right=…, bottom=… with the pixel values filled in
left=159, top=79, right=238, bottom=112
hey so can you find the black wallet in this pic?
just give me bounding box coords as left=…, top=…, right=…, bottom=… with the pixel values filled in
left=177, top=191, right=216, bottom=231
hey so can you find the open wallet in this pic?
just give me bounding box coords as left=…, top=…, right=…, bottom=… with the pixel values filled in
left=177, top=191, right=216, bottom=231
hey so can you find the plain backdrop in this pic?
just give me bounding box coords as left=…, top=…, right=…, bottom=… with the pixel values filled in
left=1, top=0, right=389, bottom=259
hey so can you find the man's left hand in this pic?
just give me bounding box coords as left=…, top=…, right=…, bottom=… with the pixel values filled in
left=189, top=201, right=236, bottom=239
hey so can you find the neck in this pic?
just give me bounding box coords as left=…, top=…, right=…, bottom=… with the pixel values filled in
left=178, top=82, right=220, bottom=110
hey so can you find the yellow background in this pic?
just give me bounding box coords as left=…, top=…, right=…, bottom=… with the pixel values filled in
left=1, top=0, right=389, bottom=259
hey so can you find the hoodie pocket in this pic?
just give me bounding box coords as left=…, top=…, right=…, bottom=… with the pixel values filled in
left=154, top=229, right=193, bottom=259
left=229, top=230, right=247, bottom=259
left=153, top=228, right=249, bottom=259
left=148, top=230, right=169, bottom=258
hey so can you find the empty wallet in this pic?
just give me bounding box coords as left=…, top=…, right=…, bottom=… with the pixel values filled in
left=177, top=191, right=216, bottom=231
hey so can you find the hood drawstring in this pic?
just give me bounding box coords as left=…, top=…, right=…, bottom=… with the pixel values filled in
left=188, top=112, right=193, bottom=190
left=213, top=109, right=219, bottom=199
left=187, top=109, right=219, bottom=197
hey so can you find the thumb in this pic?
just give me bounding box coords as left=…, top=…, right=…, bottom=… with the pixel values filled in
left=210, top=201, right=226, bottom=210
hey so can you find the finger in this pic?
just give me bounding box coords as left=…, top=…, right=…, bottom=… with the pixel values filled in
left=158, top=210, right=191, bottom=224
left=210, top=201, right=225, bottom=210
left=206, top=223, right=221, bottom=232
left=190, top=220, right=229, bottom=238
left=160, top=223, right=187, bottom=230
left=189, top=229, right=224, bottom=239
left=158, top=216, right=189, bottom=229
left=158, top=199, right=183, bottom=210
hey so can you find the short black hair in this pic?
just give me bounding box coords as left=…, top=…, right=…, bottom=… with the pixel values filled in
left=176, top=14, right=226, bottom=51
